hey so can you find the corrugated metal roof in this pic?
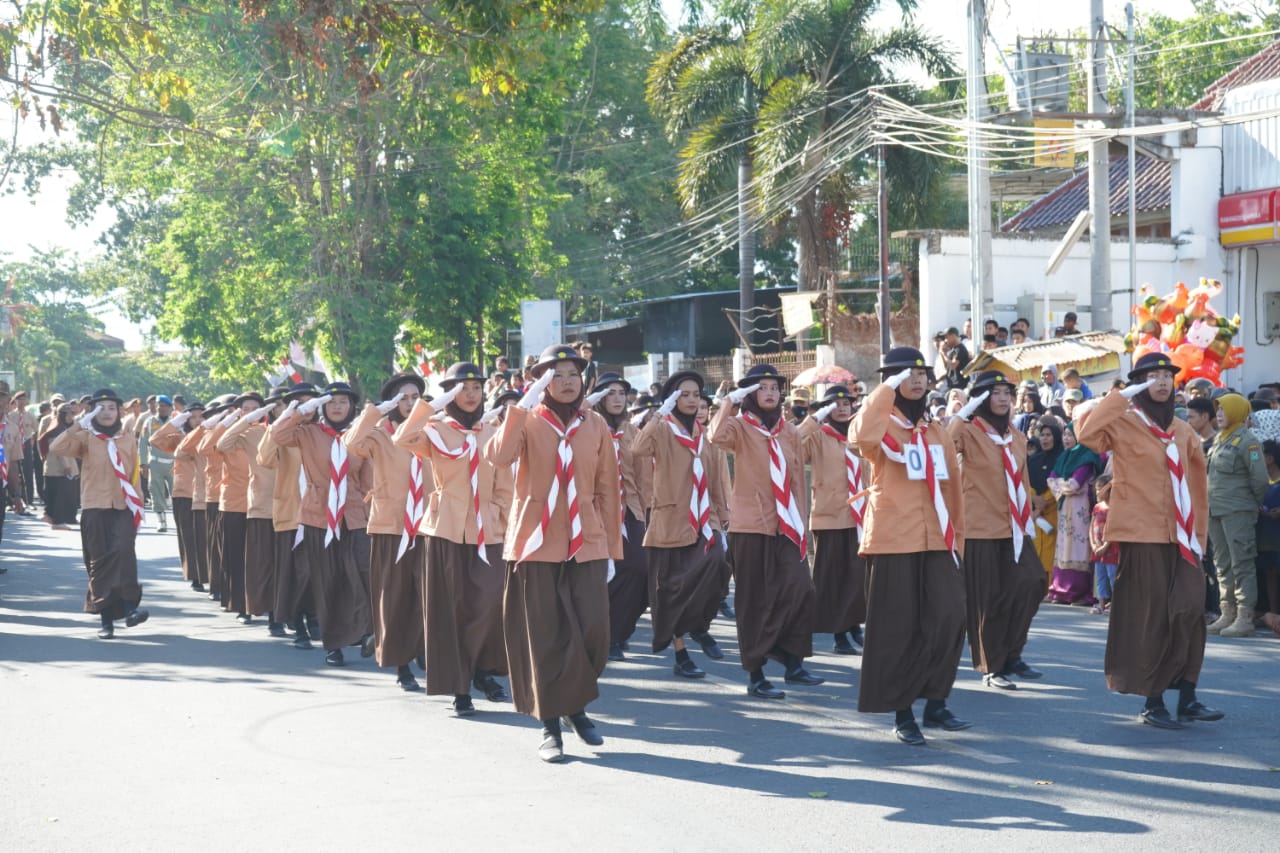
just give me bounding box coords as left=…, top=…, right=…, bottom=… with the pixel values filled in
left=965, top=332, right=1127, bottom=377
left=1000, top=155, right=1170, bottom=233
left=1193, top=39, right=1280, bottom=112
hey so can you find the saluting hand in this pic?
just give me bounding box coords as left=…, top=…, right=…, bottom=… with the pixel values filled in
left=884, top=367, right=914, bottom=391
left=955, top=390, right=988, bottom=421
left=169, top=411, right=191, bottom=429
left=657, top=387, right=683, bottom=417
left=297, top=394, right=332, bottom=415
left=517, top=370, right=554, bottom=411
left=242, top=406, right=272, bottom=424
left=726, top=383, right=759, bottom=406
left=376, top=393, right=404, bottom=416
left=1121, top=379, right=1154, bottom=400
left=77, top=405, right=103, bottom=431
left=429, top=384, right=462, bottom=413
left=584, top=387, right=611, bottom=407
left=812, top=402, right=837, bottom=422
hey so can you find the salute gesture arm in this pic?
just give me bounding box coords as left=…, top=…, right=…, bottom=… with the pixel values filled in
left=725, top=383, right=759, bottom=406
left=584, top=386, right=611, bottom=407
left=296, top=394, right=332, bottom=415
left=429, top=384, right=462, bottom=413
left=77, top=405, right=103, bottom=431
left=376, top=392, right=404, bottom=415
left=954, top=390, right=988, bottom=421
left=656, top=387, right=682, bottom=417
left=517, top=370, right=553, bottom=411
left=811, top=402, right=837, bottom=422
left=1121, top=379, right=1153, bottom=400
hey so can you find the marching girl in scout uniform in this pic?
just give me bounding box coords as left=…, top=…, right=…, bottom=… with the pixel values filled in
left=483, top=344, right=622, bottom=763
left=346, top=372, right=431, bottom=693
left=219, top=390, right=282, bottom=633
left=206, top=392, right=265, bottom=623
left=708, top=364, right=821, bottom=700
left=848, top=347, right=969, bottom=746
left=175, top=404, right=210, bottom=592
left=586, top=371, right=652, bottom=663
left=698, top=392, right=735, bottom=621
left=1075, top=352, right=1222, bottom=729
left=631, top=370, right=731, bottom=679
left=947, top=370, right=1046, bottom=692
left=396, top=363, right=513, bottom=713
left=797, top=384, right=868, bottom=656
left=48, top=388, right=149, bottom=639
left=149, top=402, right=205, bottom=589
left=258, top=383, right=317, bottom=649
left=271, top=381, right=375, bottom=667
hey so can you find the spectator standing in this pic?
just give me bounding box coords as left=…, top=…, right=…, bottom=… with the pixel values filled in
left=1046, top=424, right=1102, bottom=605
left=941, top=327, right=970, bottom=391
left=1089, top=474, right=1119, bottom=614
left=1038, top=366, right=1066, bottom=407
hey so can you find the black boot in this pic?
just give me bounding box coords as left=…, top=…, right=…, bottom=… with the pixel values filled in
left=539, top=718, right=564, bottom=763
left=395, top=664, right=421, bottom=692
left=833, top=632, right=859, bottom=655
left=97, top=613, right=114, bottom=640
left=561, top=711, right=603, bottom=746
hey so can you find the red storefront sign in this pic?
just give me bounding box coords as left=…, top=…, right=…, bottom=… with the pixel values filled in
left=1219, top=189, right=1280, bottom=246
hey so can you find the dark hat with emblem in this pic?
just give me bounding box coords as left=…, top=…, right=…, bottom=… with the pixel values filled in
left=321, top=381, right=360, bottom=406
left=1128, top=351, right=1177, bottom=383
left=380, top=371, right=426, bottom=402
left=878, top=346, right=930, bottom=375
left=969, top=369, right=1017, bottom=395
left=89, top=388, right=125, bottom=406
left=263, top=388, right=285, bottom=406
left=818, top=384, right=856, bottom=406
left=660, top=370, right=704, bottom=400
left=595, top=371, right=632, bottom=394
left=737, top=363, right=786, bottom=389
left=438, top=363, right=484, bottom=392
left=490, top=388, right=520, bottom=409
left=630, top=393, right=658, bottom=413
left=530, top=344, right=588, bottom=379
left=233, top=391, right=265, bottom=408
left=202, top=393, right=237, bottom=417
left=282, top=382, right=321, bottom=403
left=186, top=400, right=206, bottom=412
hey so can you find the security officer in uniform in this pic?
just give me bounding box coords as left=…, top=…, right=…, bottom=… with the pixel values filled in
left=1205, top=393, right=1270, bottom=638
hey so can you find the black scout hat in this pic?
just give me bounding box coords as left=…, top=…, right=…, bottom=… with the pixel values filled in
left=660, top=370, right=704, bottom=399
left=379, top=372, right=426, bottom=402
left=437, top=363, right=484, bottom=392
left=282, top=382, right=321, bottom=403
left=89, top=388, right=124, bottom=406
left=530, top=344, right=588, bottom=379
left=737, top=363, right=786, bottom=389
left=233, top=391, right=265, bottom=407
left=969, top=369, right=1017, bottom=395
left=630, top=393, right=658, bottom=413
left=818, top=384, right=856, bottom=406
left=321, top=381, right=360, bottom=406
left=1128, top=351, right=1177, bottom=383
left=594, top=371, right=632, bottom=393
left=878, top=346, right=930, bottom=375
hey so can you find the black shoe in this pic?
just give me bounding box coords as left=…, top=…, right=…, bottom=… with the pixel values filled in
left=158, top=524, right=168, bottom=533
left=453, top=695, right=476, bottom=717
left=325, top=649, right=345, bottom=667
left=360, top=633, right=376, bottom=658
left=191, top=581, right=205, bottom=592
left=894, top=721, right=927, bottom=745
left=748, top=679, right=786, bottom=700
left=539, top=727, right=564, bottom=763
left=849, top=625, right=865, bottom=648
left=124, top=608, right=149, bottom=628
left=673, top=658, right=706, bottom=679
left=397, top=672, right=422, bottom=692
left=1177, top=701, right=1225, bottom=722
left=97, top=623, right=115, bottom=640
left=268, top=621, right=288, bottom=638
left=1139, top=707, right=1184, bottom=729
left=718, top=599, right=736, bottom=620
left=207, top=591, right=218, bottom=601
left=293, top=634, right=314, bottom=650
left=562, top=712, right=604, bottom=746
left=784, top=667, right=825, bottom=686
left=416, top=655, right=426, bottom=672
left=236, top=613, right=252, bottom=624
left=618, top=639, right=630, bottom=652
left=473, top=673, right=509, bottom=702
left=832, top=634, right=860, bottom=656
left=607, top=642, right=625, bottom=662
left=983, top=673, right=1017, bottom=690
left=688, top=631, right=725, bottom=660
left=922, top=709, right=973, bottom=731
left=1008, top=659, right=1042, bottom=680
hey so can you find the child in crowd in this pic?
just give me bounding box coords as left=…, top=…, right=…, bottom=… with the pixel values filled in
left=1089, top=473, right=1119, bottom=615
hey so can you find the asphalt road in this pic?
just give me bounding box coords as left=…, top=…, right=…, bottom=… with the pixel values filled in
left=2, top=512, right=1279, bottom=852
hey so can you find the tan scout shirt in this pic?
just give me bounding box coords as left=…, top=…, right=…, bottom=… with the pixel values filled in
left=631, top=414, right=727, bottom=548
left=219, top=418, right=274, bottom=520
left=798, top=417, right=859, bottom=531
left=196, top=427, right=226, bottom=505
left=270, top=412, right=371, bottom=531
left=256, top=426, right=301, bottom=533
left=210, top=422, right=251, bottom=514
left=483, top=404, right=622, bottom=564
left=48, top=424, right=139, bottom=510
left=1075, top=389, right=1208, bottom=549
left=847, top=383, right=965, bottom=556
left=704, top=440, right=731, bottom=532
left=394, top=400, right=502, bottom=545
left=947, top=416, right=1032, bottom=541
left=345, top=404, right=431, bottom=537
left=177, top=428, right=207, bottom=504
left=707, top=404, right=808, bottom=537
left=599, top=418, right=648, bottom=520
left=150, top=422, right=193, bottom=499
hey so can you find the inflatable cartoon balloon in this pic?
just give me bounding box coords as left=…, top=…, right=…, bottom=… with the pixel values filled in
left=1125, top=278, right=1242, bottom=387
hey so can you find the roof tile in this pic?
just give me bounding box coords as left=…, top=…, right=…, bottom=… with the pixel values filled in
left=1000, top=155, right=1170, bottom=233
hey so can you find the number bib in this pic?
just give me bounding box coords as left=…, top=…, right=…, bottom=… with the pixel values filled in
left=904, top=443, right=949, bottom=481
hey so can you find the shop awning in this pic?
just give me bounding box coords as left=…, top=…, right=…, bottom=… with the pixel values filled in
left=964, top=332, right=1127, bottom=383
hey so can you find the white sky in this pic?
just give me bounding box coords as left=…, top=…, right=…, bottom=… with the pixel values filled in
left=0, top=0, right=1213, bottom=350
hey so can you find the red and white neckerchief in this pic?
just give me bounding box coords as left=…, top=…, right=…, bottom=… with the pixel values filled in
left=292, top=461, right=307, bottom=549
left=879, top=412, right=958, bottom=565
left=0, top=420, right=7, bottom=484
left=1133, top=408, right=1203, bottom=566
left=422, top=418, right=487, bottom=564
left=316, top=423, right=348, bottom=547
left=820, top=423, right=864, bottom=538
left=384, top=421, right=425, bottom=562
left=517, top=407, right=584, bottom=564
left=740, top=411, right=806, bottom=556
left=92, top=428, right=145, bottom=529
left=609, top=427, right=627, bottom=541
left=665, top=415, right=713, bottom=550
left=973, top=417, right=1035, bottom=560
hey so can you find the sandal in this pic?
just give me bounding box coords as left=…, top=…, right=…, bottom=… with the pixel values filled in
left=1090, top=603, right=1105, bottom=615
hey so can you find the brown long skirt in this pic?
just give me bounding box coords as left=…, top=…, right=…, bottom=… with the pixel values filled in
left=1105, top=543, right=1206, bottom=696
left=190, top=508, right=208, bottom=585
left=244, top=517, right=276, bottom=616
left=173, top=497, right=194, bottom=581
left=729, top=533, right=816, bottom=673
left=423, top=536, right=506, bottom=695
left=857, top=551, right=966, bottom=713
left=80, top=508, right=141, bottom=620
left=220, top=511, right=247, bottom=613
left=205, top=503, right=222, bottom=599
left=272, top=529, right=312, bottom=622
left=964, top=538, right=1046, bottom=674
left=368, top=533, right=426, bottom=668
left=298, top=524, right=372, bottom=651
left=608, top=510, right=649, bottom=645
left=504, top=558, right=608, bottom=720
left=648, top=534, right=727, bottom=653
left=812, top=527, right=868, bottom=633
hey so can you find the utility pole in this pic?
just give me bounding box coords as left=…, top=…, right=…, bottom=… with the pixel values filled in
left=966, top=0, right=993, bottom=336
left=877, top=143, right=891, bottom=355
left=1125, top=3, right=1137, bottom=327
left=1087, top=0, right=1112, bottom=332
